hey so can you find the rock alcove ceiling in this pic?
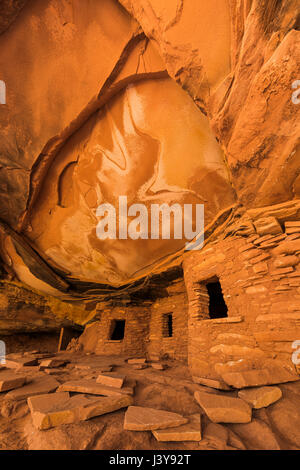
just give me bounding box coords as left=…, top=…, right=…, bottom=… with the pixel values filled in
left=0, top=0, right=298, bottom=329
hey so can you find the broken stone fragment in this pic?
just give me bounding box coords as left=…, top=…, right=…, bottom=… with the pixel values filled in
left=238, top=386, right=282, bottom=409
left=4, top=376, right=59, bottom=401
left=150, top=363, right=165, bottom=370
left=58, top=379, right=134, bottom=396
left=132, top=364, right=148, bottom=370
left=5, top=358, right=38, bottom=369
left=192, top=376, right=231, bottom=391
left=152, top=414, right=201, bottom=442
left=0, top=372, right=27, bottom=392
left=28, top=391, right=133, bottom=430
left=96, top=373, right=125, bottom=389
left=124, top=406, right=188, bottom=431
left=194, top=391, right=252, bottom=424
left=254, top=217, right=283, bottom=236
left=39, top=359, right=68, bottom=370
left=127, top=358, right=147, bottom=364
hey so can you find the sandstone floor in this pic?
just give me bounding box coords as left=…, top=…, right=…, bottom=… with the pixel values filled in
left=0, top=347, right=300, bottom=451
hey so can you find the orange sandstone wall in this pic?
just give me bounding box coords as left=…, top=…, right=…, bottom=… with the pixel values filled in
left=77, top=279, right=189, bottom=361
left=184, top=210, right=300, bottom=380
left=93, top=304, right=151, bottom=357
left=119, top=0, right=300, bottom=209
left=147, top=280, right=188, bottom=362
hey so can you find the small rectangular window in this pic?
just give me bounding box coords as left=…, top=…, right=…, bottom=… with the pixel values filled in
left=162, top=313, right=173, bottom=338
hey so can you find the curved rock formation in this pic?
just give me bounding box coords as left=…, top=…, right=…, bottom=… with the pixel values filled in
left=0, top=0, right=299, bottom=331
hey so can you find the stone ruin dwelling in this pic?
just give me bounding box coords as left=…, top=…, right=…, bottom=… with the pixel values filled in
left=0, top=0, right=299, bottom=451
left=80, top=205, right=300, bottom=389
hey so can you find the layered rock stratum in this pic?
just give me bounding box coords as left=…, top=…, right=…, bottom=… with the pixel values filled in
left=0, top=0, right=299, bottom=329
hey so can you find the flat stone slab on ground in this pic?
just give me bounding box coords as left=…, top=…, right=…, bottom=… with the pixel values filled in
left=4, top=358, right=38, bottom=369
left=31, top=353, right=55, bottom=360
left=238, top=386, right=282, bottom=409
left=194, top=391, right=252, bottom=424
left=0, top=372, right=27, bottom=392
left=192, top=376, right=231, bottom=391
left=132, top=364, right=148, bottom=370
left=124, top=406, right=188, bottom=431
left=152, top=414, right=201, bottom=441
left=39, top=359, right=68, bottom=370
left=28, top=391, right=133, bottom=430
left=96, top=373, right=125, bottom=388
left=127, top=358, right=147, bottom=364
left=4, top=375, right=59, bottom=401
left=151, top=363, right=165, bottom=370
left=58, top=379, right=134, bottom=397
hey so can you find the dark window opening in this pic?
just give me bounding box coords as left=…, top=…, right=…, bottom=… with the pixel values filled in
left=109, top=320, right=125, bottom=341
left=162, top=313, right=173, bottom=337
left=206, top=281, right=228, bottom=319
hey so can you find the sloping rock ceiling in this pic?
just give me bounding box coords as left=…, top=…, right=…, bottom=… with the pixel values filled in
left=0, top=0, right=299, bottom=327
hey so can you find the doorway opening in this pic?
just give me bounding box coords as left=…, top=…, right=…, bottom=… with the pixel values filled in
left=206, top=280, right=228, bottom=319
left=109, top=320, right=126, bottom=341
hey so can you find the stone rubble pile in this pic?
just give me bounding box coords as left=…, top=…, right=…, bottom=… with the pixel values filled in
left=0, top=352, right=134, bottom=429
left=0, top=350, right=294, bottom=443
left=126, top=357, right=166, bottom=370
left=28, top=392, right=132, bottom=431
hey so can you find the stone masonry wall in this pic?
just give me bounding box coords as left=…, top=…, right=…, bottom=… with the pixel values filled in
left=147, top=280, right=188, bottom=362
left=94, top=304, right=151, bottom=357
left=78, top=279, right=188, bottom=361
left=183, top=217, right=300, bottom=383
